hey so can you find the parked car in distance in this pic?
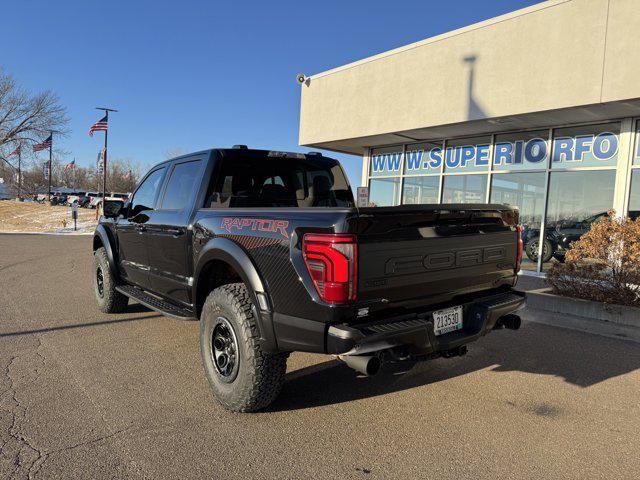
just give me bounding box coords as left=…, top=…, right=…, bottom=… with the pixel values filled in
left=110, top=192, right=130, bottom=201
left=66, top=191, right=86, bottom=206
left=89, top=193, right=104, bottom=209
left=51, top=193, right=67, bottom=206
left=80, top=192, right=98, bottom=207
left=92, top=192, right=130, bottom=210
left=522, top=210, right=640, bottom=263
left=93, top=147, right=525, bottom=412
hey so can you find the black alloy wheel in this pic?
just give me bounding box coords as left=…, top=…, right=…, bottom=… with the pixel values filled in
left=211, top=316, right=240, bottom=381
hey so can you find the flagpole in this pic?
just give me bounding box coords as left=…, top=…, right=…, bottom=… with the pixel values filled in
left=103, top=111, right=108, bottom=200
left=48, top=131, right=53, bottom=203
left=95, top=107, right=117, bottom=211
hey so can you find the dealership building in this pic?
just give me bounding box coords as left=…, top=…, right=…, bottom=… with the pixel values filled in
left=299, top=0, right=640, bottom=274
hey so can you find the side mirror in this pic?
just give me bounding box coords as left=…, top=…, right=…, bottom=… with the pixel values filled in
left=103, top=199, right=125, bottom=219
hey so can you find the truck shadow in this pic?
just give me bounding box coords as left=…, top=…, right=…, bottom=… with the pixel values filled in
left=0, top=311, right=162, bottom=337
left=270, top=323, right=640, bottom=411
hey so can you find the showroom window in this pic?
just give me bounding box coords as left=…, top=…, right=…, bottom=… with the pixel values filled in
left=369, top=145, right=403, bottom=206
left=490, top=131, right=548, bottom=270
left=629, top=121, right=640, bottom=215
left=490, top=172, right=545, bottom=271
left=404, top=141, right=443, bottom=175
left=369, top=177, right=401, bottom=206
left=443, top=136, right=492, bottom=173
left=537, top=123, right=620, bottom=271
left=439, top=135, right=492, bottom=203
left=403, top=176, right=439, bottom=204
left=442, top=174, right=487, bottom=203
left=635, top=122, right=640, bottom=167
left=370, top=146, right=403, bottom=178
left=629, top=170, right=640, bottom=212
left=493, top=130, right=549, bottom=172
left=366, top=120, right=629, bottom=274
left=542, top=170, right=616, bottom=271
left=551, top=123, right=620, bottom=169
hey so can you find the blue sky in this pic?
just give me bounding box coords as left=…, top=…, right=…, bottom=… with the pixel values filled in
left=1, top=0, right=539, bottom=186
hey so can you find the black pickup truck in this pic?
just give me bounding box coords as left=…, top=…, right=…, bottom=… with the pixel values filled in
left=93, top=146, right=525, bottom=412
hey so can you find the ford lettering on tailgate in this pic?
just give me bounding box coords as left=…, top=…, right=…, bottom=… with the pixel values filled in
left=384, top=246, right=506, bottom=275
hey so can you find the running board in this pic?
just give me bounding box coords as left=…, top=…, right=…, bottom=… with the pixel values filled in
left=116, top=285, right=196, bottom=320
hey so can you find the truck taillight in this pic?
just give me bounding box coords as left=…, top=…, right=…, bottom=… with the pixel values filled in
left=516, top=225, right=523, bottom=273
left=302, top=233, right=357, bottom=304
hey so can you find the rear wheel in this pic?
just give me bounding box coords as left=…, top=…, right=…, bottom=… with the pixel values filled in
left=200, top=283, right=287, bottom=412
left=93, top=247, right=128, bottom=313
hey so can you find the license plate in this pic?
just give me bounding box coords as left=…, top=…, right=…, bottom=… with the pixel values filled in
left=433, top=306, right=463, bottom=336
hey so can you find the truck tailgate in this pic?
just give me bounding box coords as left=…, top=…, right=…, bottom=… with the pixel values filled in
left=356, top=204, right=519, bottom=305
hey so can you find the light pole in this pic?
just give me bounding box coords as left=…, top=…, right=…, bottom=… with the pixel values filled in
left=16, top=146, right=22, bottom=200
left=48, top=130, right=53, bottom=202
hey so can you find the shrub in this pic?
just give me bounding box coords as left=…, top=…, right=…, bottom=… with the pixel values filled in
left=547, top=211, right=640, bottom=307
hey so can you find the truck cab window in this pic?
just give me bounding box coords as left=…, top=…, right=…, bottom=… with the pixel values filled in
left=130, top=167, right=165, bottom=216
left=205, top=153, right=354, bottom=208
left=161, top=160, right=202, bottom=210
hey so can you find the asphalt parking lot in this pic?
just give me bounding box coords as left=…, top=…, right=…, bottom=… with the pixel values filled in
left=1, top=234, right=639, bottom=480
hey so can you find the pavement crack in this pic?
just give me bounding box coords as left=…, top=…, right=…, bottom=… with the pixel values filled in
left=47, top=425, right=137, bottom=456
left=0, top=338, right=48, bottom=479
left=57, top=361, right=148, bottom=479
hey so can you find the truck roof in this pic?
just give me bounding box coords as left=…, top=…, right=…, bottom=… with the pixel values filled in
left=163, top=147, right=333, bottom=167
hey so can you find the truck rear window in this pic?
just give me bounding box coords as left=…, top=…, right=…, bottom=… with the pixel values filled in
left=205, top=153, right=355, bottom=208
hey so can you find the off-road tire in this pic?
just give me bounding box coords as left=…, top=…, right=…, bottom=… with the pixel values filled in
left=200, top=283, right=287, bottom=412
left=524, top=238, right=553, bottom=263
left=93, top=247, right=128, bottom=313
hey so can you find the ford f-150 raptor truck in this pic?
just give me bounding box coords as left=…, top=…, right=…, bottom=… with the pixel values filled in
left=93, top=146, right=525, bottom=412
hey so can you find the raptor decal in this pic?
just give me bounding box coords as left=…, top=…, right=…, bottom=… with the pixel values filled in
left=221, top=217, right=289, bottom=238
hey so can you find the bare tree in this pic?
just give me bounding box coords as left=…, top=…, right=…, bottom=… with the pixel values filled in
left=106, top=158, right=142, bottom=193
left=3, top=157, right=144, bottom=197
left=0, top=70, right=68, bottom=153
left=18, top=162, right=49, bottom=196
left=163, top=148, right=186, bottom=160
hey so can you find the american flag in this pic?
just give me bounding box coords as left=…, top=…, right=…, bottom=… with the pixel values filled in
left=8, top=145, right=21, bottom=157
left=64, top=159, right=76, bottom=171
left=33, top=135, right=52, bottom=152
left=89, top=115, right=108, bottom=137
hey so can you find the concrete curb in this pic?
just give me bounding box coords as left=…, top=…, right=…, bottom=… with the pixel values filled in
left=521, top=308, right=640, bottom=344
left=526, top=288, right=640, bottom=328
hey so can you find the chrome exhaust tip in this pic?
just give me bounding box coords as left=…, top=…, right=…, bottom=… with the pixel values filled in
left=338, top=354, right=381, bottom=376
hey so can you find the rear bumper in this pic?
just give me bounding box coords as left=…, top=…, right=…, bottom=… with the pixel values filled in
left=326, top=291, right=525, bottom=356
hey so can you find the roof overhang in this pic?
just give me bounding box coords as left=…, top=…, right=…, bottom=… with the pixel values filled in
left=307, top=99, right=640, bottom=155
left=299, top=0, right=640, bottom=155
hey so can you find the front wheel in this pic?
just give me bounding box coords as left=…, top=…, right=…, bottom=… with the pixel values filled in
left=93, top=247, right=128, bottom=313
left=200, top=283, right=287, bottom=412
